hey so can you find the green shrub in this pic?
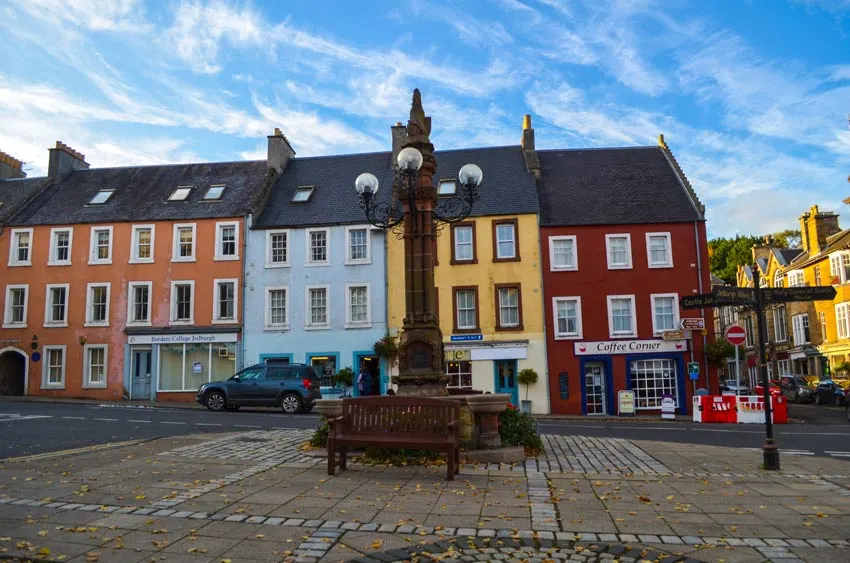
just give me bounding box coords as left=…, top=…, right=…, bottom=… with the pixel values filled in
left=499, top=406, right=543, bottom=455
left=334, top=367, right=354, bottom=387
left=361, top=447, right=442, bottom=466
left=310, top=419, right=329, bottom=447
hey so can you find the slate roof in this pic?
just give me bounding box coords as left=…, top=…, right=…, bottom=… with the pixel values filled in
left=0, top=176, right=50, bottom=224
left=787, top=228, right=850, bottom=269
left=9, top=161, right=268, bottom=226
left=710, top=274, right=727, bottom=286
left=756, top=257, right=768, bottom=273
left=772, top=248, right=803, bottom=266
left=536, top=147, right=703, bottom=227
left=253, top=145, right=539, bottom=229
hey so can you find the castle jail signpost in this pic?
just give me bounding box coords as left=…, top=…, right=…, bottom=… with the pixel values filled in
left=681, top=274, right=836, bottom=471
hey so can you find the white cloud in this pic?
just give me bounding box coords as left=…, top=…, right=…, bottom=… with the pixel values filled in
left=11, top=0, right=149, bottom=32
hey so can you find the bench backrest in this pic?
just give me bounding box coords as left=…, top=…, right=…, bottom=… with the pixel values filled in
left=341, top=396, right=459, bottom=436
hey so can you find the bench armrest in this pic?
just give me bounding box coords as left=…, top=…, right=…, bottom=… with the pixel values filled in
left=327, top=416, right=346, bottom=429
left=447, top=419, right=461, bottom=438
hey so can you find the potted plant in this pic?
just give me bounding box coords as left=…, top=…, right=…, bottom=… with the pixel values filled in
left=516, top=368, right=539, bottom=414
left=373, top=334, right=398, bottom=359
left=334, top=367, right=355, bottom=390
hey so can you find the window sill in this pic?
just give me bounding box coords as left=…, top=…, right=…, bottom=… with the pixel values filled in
left=214, top=256, right=239, bottom=262
left=169, top=320, right=195, bottom=326
left=450, top=258, right=478, bottom=265
left=41, top=384, right=66, bottom=390
left=264, top=325, right=290, bottom=332
left=495, top=325, right=524, bottom=332
left=88, top=260, right=113, bottom=266
left=2, top=323, right=27, bottom=329
left=453, top=328, right=480, bottom=334
left=345, top=322, right=372, bottom=329
left=8, top=262, right=32, bottom=267
left=47, top=262, right=71, bottom=267
left=84, top=322, right=110, bottom=328
left=609, top=333, right=638, bottom=339
left=264, top=263, right=291, bottom=269
left=127, top=321, right=152, bottom=327
left=554, top=334, right=582, bottom=340
left=607, top=264, right=633, bottom=270
left=493, top=256, right=520, bottom=263
left=43, top=322, right=68, bottom=328
left=212, top=319, right=238, bottom=325
left=171, top=257, right=196, bottom=263
left=82, top=383, right=107, bottom=389
left=304, top=325, right=331, bottom=331
left=550, top=266, right=577, bottom=272
left=344, top=259, right=372, bottom=266
left=648, top=263, right=674, bottom=269
left=129, top=259, right=155, bottom=265
left=304, top=262, right=330, bottom=268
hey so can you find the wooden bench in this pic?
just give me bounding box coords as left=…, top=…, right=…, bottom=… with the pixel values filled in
left=327, top=396, right=461, bottom=481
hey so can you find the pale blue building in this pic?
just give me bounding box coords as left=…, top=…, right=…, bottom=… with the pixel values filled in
left=243, top=137, right=391, bottom=395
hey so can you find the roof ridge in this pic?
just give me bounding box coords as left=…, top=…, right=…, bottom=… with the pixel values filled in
left=537, top=145, right=657, bottom=153
left=68, top=159, right=265, bottom=173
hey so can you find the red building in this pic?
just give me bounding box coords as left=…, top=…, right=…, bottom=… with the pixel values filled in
left=537, top=137, right=715, bottom=415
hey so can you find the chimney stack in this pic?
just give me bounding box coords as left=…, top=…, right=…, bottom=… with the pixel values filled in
left=0, top=150, right=25, bottom=180
left=520, top=114, right=541, bottom=180
left=267, top=127, right=295, bottom=175
left=800, top=205, right=840, bottom=254
left=391, top=122, right=407, bottom=169
left=48, top=141, right=89, bottom=180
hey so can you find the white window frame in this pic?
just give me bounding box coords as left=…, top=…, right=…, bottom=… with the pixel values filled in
left=305, top=284, right=331, bottom=330
left=264, top=285, right=290, bottom=330
left=344, top=225, right=371, bottom=265
left=214, top=221, right=240, bottom=261
left=605, top=234, right=633, bottom=270
left=833, top=312, right=843, bottom=344
left=773, top=306, right=788, bottom=343
left=8, top=228, right=33, bottom=267
left=43, top=283, right=70, bottom=327
left=606, top=294, right=637, bottom=338
left=130, top=224, right=156, bottom=264
left=88, top=225, right=114, bottom=265
left=774, top=271, right=784, bottom=288
left=455, top=288, right=478, bottom=330
left=744, top=316, right=755, bottom=347
left=3, top=284, right=28, bottom=328
left=453, top=225, right=475, bottom=262
left=172, top=223, right=197, bottom=262
left=787, top=270, right=805, bottom=287
left=820, top=311, right=827, bottom=342
left=305, top=228, right=330, bottom=267
left=345, top=283, right=371, bottom=328
left=829, top=251, right=850, bottom=284
left=48, top=227, right=73, bottom=266
left=84, top=282, right=111, bottom=327
left=792, top=314, right=810, bottom=346
left=630, top=358, right=678, bottom=410
left=82, top=344, right=108, bottom=389
left=549, top=235, right=578, bottom=271
left=494, top=221, right=517, bottom=260
left=264, top=229, right=291, bottom=268
left=212, top=278, right=238, bottom=324
left=552, top=296, right=583, bottom=339
left=127, top=281, right=153, bottom=327
left=170, top=280, right=195, bottom=325
left=650, top=292, right=680, bottom=335
left=646, top=232, right=673, bottom=268
left=41, top=345, right=66, bottom=389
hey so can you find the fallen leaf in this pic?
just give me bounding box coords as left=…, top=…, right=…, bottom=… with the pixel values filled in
left=371, top=539, right=383, bottom=550
left=37, top=531, right=48, bottom=537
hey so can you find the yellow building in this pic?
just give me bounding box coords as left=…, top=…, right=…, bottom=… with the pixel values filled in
left=386, top=145, right=549, bottom=413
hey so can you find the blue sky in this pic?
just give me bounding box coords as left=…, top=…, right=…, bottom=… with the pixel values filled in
left=1, top=0, right=849, bottom=238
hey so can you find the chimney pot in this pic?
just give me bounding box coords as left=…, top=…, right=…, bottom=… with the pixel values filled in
left=267, top=127, right=295, bottom=174
left=522, top=114, right=532, bottom=130
left=0, top=149, right=25, bottom=179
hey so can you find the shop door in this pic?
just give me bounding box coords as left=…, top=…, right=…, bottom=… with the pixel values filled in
left=584, top=363, right=607, bottom=415
left=494, top=360, right=519, bottom=406
left=131, top=349, right=152, bottom=400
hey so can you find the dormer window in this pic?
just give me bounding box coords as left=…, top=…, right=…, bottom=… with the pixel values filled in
left=168, top=186, right=193, bottom=201
left=292, top=186, right=314, bottom=203
left=89, top=189, right=114, bottom=205
left=438, top=180, right=456, bottom=195
left=204, top=185, right=226, bottom=200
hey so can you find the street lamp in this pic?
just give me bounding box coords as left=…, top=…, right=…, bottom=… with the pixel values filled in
left=354, top=89, right=483, bottom=395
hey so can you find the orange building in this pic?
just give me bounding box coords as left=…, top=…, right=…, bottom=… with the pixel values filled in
left=0, top=141, right=273, bottom=401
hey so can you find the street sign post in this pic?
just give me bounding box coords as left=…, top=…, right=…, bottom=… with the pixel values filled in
left=725, top=325, right=747, bottom=397
left=762, top=286, right=837, bottom=304
left=681, top=287, right=756, bottom=309
left=680, top=318, right=706, bottom=330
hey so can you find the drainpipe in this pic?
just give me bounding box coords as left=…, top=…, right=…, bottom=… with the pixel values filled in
left=694, top=221, right=709, bottom=391
left=240, top=214, right=250, bottom=370
left=383, top=229, right=391, bottom=392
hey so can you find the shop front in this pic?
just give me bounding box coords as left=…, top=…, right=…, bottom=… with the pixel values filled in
left=125, top=331, right=239, bottom=402
left=573, top=339, right=690, bottom=415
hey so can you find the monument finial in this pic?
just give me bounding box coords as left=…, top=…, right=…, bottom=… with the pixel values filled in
left=406, top=88, right=431, bottom=139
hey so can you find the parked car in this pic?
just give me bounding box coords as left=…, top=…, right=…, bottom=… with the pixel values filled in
left=779, top=375, right=816, bottom=403
left=196, top=363, right=322, bottom=413
left=754, top=382, right=782, bottom=398
left=814, top=381, right=846, bottom=406
left=720, top=380, right=752, bottom=395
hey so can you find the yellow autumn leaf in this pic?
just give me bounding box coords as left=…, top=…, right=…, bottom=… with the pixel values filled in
left=37, top=531, right=48, bottom=537
left=371, top=539, right=383, bottom=550
left=665, top=495, right=674, bottom=501
left=255, top=534, right=265, bottom=539
left=134, top=494, right=146, bottom=500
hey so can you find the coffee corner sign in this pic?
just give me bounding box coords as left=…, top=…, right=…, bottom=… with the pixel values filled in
left=574, top=339, right=686, bottom=356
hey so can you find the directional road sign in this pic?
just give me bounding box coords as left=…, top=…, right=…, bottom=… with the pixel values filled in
left=762, top=286, right=837, bottom=304
left=680, top=318, right=705, bottom=330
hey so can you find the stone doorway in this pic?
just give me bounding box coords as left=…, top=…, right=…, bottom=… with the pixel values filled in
left=0, top=348, right=27, bottom=396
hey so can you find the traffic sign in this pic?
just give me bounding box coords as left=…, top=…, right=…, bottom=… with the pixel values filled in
left=725, top=324, right=747, bottom=346
left=681, top=287, right=756, bottom=309
left=680, top=318, right=705, bottom=330
left=688, top=361, right=699, bottom=375
left=762, top=286, right=837, bottom=304
left=662, top=330, right=687, bottom=341
left=680, top=293, right=715, bottom=309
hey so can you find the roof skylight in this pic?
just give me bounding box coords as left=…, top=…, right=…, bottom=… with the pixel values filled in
left=168, top=186, right=193, bottom=201
left=89, top=189, right=115, bottom=205
left=292, top=186, right=314, bottom=203
left=204, top=184, right=226, bottom=200
left=438, top=180, right=456, bottom=196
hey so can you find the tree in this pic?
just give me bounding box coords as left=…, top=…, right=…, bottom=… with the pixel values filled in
left=771, top=229, right=801, bottom=249
left=708, top=235, right=761, bottom=283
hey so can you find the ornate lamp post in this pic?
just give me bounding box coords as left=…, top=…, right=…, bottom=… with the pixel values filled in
left=355, top=89, right=483, bottom=396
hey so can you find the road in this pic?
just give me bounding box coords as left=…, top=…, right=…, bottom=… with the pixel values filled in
left=0, top=399, right=848, bottom=461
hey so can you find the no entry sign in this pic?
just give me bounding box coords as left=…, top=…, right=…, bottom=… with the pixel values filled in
left=725, top=324, right=747, bottom=346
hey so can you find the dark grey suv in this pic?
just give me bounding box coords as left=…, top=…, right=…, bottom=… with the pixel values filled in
left=196, top=363, right=322, bottom=413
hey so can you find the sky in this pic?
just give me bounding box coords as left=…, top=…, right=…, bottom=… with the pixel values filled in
left=1, top=0, right=849, bottom=238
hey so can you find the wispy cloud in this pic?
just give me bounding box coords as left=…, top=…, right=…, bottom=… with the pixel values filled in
left=11, top=0, right=150, bottom=32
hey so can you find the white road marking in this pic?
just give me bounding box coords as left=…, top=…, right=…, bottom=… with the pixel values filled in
left=691, top=428, right=763, bottom=433
left=782, top=432, right=850, bottom=436
left=60, top=416, right=85, bottom=420
left=196, top=423, right=222, bottom=426
left=830, top=453, right=850, bottom=458
left=0, top=413, right=52, bottom=422
left=234, top=424, right=261, bottom=428
left=160, top=421, right=186, bottom=425
left=93, top=417, right=118, bottom=422
left=782, top=450, right=815, bottom=456
left=127, top=419, right=151, bottom=423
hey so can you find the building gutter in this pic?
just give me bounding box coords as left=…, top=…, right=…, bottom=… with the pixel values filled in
left=694, top=221, right=710, bottom=388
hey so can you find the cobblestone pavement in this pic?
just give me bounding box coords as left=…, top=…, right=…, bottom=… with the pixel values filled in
left=160, top=428, right=317, bottom=464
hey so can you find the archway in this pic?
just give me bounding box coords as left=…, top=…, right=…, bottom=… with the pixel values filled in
left=0, top=347, right=27, bottom=396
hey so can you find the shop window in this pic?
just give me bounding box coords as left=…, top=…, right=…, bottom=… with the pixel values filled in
left=445, top=361, right=472, bottom=389
left=310, top=356, right=337, bottom=387
left=158, top=342, right=236, bottom=392
left=630, top=358, right=677, bottom=409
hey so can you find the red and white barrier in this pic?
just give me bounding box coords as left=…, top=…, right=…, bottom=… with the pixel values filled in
left=692, top=395, right=787, bottom=424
